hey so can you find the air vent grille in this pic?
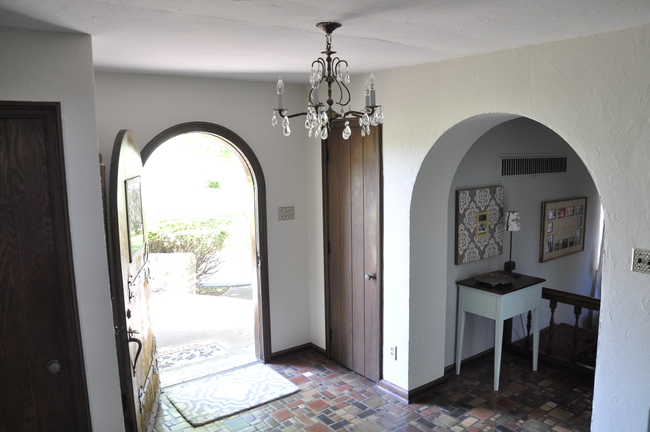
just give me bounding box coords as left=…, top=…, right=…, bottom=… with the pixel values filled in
left=499, top=155, right=567, bottom=177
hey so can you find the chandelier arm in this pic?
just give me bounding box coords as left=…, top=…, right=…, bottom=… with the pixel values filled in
left=286, top=112, right=309, bottom=119
left=273, top=109, right=309, bottom=119
left=343, top=110, right=367, bottom=118
left=332, top=78, right=351, bottom=108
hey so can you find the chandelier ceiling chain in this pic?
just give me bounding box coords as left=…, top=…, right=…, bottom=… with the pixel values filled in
left=272, top=22, right=384, bottom=140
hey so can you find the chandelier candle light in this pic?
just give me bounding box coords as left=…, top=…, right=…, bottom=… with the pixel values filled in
left=504, top=210, right=521, bottom=277
left=272, top=22, right=384, bottom=140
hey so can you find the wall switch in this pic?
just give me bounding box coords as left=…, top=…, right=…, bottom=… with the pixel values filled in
left=632, top=248, right=650, bottom=274
left=278, top=206, right=294, bottom=220
left=390, top=346, right=397, bottom=360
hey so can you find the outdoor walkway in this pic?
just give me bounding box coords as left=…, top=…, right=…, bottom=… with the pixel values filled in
left=152, top=286, right=257, bottom=387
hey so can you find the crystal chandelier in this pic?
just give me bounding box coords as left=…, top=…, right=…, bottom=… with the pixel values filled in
left=271, top=22, right=384, bottom=140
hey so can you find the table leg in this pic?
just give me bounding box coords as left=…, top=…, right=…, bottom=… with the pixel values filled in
left=494, top=317, right=504, bottom=391
left=455, top=302, right=465, bottom=375
left=532, top=306, right=540, bottom=371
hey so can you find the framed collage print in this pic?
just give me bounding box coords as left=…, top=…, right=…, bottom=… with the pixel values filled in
left=540, top=197, right=587, bottom=262
left=455, top=185, right=504, bottom=265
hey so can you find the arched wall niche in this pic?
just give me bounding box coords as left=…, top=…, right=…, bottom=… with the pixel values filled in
left=408, top=113, right=602, bottom=389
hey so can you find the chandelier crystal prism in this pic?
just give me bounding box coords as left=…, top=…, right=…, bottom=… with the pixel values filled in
left=272, top=22, right=384, bottom=140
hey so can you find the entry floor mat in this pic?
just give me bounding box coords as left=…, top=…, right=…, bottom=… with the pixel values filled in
left=157, top=342, right=223, bottom=370
left=165, top=362, right=300, bottom=426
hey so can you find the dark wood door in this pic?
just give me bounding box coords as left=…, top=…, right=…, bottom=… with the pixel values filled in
left=325, top=122, right=382, bottom=382
left=0, top=102, right=91, bottom=431
left=108, top=130, right=159, bottom=432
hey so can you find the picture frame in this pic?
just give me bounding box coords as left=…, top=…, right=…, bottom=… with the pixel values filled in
left=125, top=176, right=145, bottom=263
left=455, top=186, right=504, bottom=265
left=540, top=197, right=587, bottom=262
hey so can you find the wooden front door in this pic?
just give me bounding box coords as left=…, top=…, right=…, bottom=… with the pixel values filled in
left=108, top=130, right=159, bottom=432
left=325, top=122, right=383, bottom=382
left=0, top=102, right=91, bottom=431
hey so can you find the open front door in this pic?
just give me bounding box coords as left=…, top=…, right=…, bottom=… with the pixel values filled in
left=108, top=129, right=160, bottom=431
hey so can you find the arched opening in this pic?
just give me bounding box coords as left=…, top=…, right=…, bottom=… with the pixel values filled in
left=409, top=114, right=603, bottom=392
left=141, top=122, right=270, bottom=386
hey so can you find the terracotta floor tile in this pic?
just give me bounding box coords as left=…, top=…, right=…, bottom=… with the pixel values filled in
left=270, top=408, right=294, bottom=422
left=306, top=399, right=330, bottom=411
left=468, top=407, right=495, bottom=421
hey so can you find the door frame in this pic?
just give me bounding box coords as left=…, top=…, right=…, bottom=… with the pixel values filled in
left=141, top=121, right=271, bottom=362
left=322, top=121, right=384, bottom=378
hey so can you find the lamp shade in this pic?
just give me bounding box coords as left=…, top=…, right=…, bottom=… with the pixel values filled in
left=505, top=211, right=521, bottom=232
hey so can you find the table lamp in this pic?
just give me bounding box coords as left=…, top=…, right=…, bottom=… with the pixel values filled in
left=504, top=210, right=521, bottom=277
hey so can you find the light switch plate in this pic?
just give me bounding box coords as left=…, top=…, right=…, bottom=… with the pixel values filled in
left=631, top=248, right=650, bottom=274
left=278, top=206, right=294, bottom=221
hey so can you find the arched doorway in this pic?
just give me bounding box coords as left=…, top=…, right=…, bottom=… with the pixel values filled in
left=141, top=122, right=270, bottom=386
left=409, top=114, right=603, bottom=388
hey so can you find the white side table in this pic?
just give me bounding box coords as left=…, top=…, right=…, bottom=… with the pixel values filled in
left=455, top=274, right=545, bottom=391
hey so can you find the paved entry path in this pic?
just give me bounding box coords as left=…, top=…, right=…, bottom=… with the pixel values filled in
left=152, top=291, right=257, bottom=387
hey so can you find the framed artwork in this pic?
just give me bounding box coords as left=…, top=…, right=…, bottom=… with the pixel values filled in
left=125, top=176, right=145, bottom=263
left=540, top=197, right=587, bottom=262
left=455, top=186, right=504, bottom=265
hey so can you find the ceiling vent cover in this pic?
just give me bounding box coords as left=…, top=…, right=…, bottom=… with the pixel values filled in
left=499, top=155, right=567, bottom=177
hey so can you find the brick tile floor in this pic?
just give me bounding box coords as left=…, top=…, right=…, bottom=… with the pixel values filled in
left=153, top=351, right=593, bottom=431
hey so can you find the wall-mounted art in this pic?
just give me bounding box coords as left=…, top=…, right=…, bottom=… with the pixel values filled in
left=540, top=197, right=587, bottom=262
left=455, top=186, right=504, bottom=265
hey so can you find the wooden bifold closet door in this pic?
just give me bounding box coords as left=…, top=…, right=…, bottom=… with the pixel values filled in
left=325, top=121, right=383, bottom=382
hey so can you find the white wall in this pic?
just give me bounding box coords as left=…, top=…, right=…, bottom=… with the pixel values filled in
left=368, top=24, right=650, bottom=431
left=4, top=20, right=650, bottom=432
left=93, top=72, right=317, bottom=352
left=445, top=118, right=601, bottom=365
left=0, top=27, right=124, bottom=431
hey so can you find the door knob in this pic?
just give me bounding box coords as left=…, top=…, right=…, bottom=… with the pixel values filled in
left=365, top=273, right=376, bottom=281
left=46, top=359, right=60, bottom=374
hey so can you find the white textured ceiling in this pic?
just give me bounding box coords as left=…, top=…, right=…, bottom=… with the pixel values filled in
left=2, top=0, right=650, bottom=82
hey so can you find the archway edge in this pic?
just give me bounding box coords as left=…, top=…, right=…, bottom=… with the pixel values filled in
left=407, top=112, right=537, bottom=389
left=141, top=121, right=271, bottom=362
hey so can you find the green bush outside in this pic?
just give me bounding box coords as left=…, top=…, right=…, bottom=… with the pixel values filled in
left=148, top=219, right=230, bottom=284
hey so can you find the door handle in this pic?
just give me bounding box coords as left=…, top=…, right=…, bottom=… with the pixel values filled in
left=365, top=273, right=376, bottom=281
left=46, top=359, right=61, bottom=374
left=127, top=328, right=142, bottom=377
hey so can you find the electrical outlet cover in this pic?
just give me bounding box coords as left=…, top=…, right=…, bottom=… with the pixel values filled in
left=632, top=248, right=650, bottom=274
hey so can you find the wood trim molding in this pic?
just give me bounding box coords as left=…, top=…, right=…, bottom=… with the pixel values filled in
left=270, top=343, right=326, bottom=362
left=378, top=349, right=495, bottom=403
left=377, top=379, right=409, bottom=402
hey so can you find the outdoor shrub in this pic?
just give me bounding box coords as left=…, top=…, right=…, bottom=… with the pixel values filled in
left=148, top=219, right=230, bottom=283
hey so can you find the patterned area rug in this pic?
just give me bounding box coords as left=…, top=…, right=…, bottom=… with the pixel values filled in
left=165, top=362, right=300, bottom=426
left=157, top=342, right=223, bottom=370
